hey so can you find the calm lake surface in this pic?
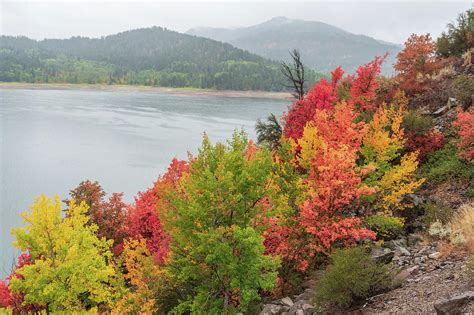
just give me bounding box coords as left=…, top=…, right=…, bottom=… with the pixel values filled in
left=0, top=88, right=288, bottom=277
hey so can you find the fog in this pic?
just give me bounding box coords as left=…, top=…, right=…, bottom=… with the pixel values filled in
left=1, top=0, right=471, bottom=44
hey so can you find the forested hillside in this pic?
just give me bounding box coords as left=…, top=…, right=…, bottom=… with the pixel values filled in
left=187, top=17, right=402, bottom=74
left=0, top=27, right=324, bottom=91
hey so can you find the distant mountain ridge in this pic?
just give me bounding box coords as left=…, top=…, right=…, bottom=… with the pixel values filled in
left=0, top=27, right=324, bottom=91
left=187, top=17, right=402, bottom=74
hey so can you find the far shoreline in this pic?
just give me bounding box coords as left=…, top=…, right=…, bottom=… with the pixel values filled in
left=0, top=82, right=292, bottom=100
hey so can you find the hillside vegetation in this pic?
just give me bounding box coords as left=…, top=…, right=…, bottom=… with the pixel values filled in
left=0, top=27, right=325, bottom=91
left=187, top=17, right=401, bottom=74
left=0, top=9, right=473, bottom=315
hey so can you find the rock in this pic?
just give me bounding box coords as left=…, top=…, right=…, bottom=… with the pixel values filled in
left=417, top=246, right=429, bottom=255
left=371, top=247, right=395, bottom=264
left=447, top=97, right=458, bottom=108
left=394, top=265, right=419, bottom=283
left=404, top=194, right=424, bottom=207
left=429, top=252, right=442, bottom=259
left=281, top=297, right=294, bottom=307
left=433, top=105, right=450, bottom=116
left=288, top=300, right=313, bottom=315
left=434, top=291, right=474, bottom=314
left=261, top=304, right=282, bottom=315
left=396, top=246, right=411, bottom=257
left=301, top=303, right=314, bottom=312
left=408, top=233, right=423, bottom=246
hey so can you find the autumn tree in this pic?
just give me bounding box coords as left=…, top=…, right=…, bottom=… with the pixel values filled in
left=9, top=195, right=123, bottom=312
left=113, top=238, right=163, bottom=314
left=283, top=67, right=343, bottom=140
left=127, top=189, right=170, bottom=264
left=162, top=132, right=280, bottom=313
left=395, top=34, right=440, bottom=95
left=296, top=102, right=376, bottom=258
left=350, top=55, right=385, bottom=112
left=67, top=179, right=105, bottom=215
left=68, top=181, right=128, bottom=249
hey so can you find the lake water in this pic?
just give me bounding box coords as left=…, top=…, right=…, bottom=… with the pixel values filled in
left=0, top=88, right=288, bottom=278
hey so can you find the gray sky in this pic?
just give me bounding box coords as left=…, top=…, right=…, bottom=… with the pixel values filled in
left=0, top=0, right=471, bottom=44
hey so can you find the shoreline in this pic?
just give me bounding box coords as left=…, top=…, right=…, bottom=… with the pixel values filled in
left=0, top=82, right=292, bottom=100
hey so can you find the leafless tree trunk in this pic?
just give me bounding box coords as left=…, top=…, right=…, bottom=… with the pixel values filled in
left=281, top=49, right=306, bottom=99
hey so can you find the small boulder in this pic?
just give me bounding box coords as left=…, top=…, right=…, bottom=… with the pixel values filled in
left=371, top=247, right=395, bottom=264
left=394, top=265, right=419, bottom=283
left=281, top=297, right=294, bottom=307
left=429, top=252, right=442, bottom=260
left=433, top=105, right=450, bottom=116
left=434, top=291, right=474, bottom=314
left=260, top=304, right=283, bottom=315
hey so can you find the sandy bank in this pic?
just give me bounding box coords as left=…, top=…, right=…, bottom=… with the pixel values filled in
left=0, top=82, right=292, bottom=100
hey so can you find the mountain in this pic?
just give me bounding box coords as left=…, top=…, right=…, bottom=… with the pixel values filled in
left=0, top=27, right=324, bottom=91
left=187, top=17, right=402, bottom=74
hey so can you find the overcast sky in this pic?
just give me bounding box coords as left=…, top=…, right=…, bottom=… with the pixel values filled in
left=0, top=0, right=471, bottom=44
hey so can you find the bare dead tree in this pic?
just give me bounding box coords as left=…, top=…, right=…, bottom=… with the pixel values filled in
left=281, top=49, right=306, bottom=99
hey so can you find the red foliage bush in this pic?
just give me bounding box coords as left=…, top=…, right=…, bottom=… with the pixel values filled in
left=454, top=106, right=474, bottom=160
left=350, top=55, right=386, bottom=112
left=283, top=69, right=343, bottom=140
left=405, top=130, right=445, bottom=162
left=283, top=57, right=386, bottom=141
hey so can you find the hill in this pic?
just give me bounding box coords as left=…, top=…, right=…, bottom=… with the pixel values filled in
left=187, top=17, right=402, bottom=74
left=0, top=27, right=324, bottom=91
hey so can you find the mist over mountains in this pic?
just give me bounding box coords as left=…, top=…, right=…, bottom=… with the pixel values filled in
left=187, top=17, right=402, bottom=74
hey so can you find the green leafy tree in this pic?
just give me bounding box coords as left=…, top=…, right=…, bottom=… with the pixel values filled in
left=9, top=195, right=123, bottom=312
left=436, top=10, right=474, bottom=57
left=162, top=131, right=280, bottom=314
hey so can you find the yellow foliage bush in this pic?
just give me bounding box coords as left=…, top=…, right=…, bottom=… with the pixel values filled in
left=377, top=152, right=425, bottom=210
left=361, top=92, right=424, bottom=211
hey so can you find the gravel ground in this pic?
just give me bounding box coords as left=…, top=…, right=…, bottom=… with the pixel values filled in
left=359, top=256, right=472, bottom=314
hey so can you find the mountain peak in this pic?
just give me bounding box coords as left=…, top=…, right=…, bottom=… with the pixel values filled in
left=266, top=16, right=292, bottom=23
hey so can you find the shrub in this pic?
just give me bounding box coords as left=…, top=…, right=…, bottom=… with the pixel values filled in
left=422, top=201, right=455, bottom=225
left=452, top=75, right=474, bottom=109
left=454, top=106, right=474, bottom=160
left=418, top=142, right=474, bottom=183
left=366, top=215, right=404, bottom=240
left=402, top=110, right=434, bottom=135
left=315, top=247, right=392, bottom=308
left=428, top=221, right=451, bottom=240
left=402, top=110, right=444, bottom=162
left=405, top=130, right=444, bottom=162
